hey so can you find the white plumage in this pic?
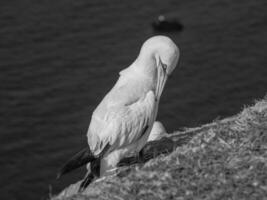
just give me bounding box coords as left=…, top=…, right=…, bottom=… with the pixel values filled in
left=87, top=35, right=179, bottom=177
left=148, top=121, right=167, bottom=141
left=58, top=35, right=179, bottom=190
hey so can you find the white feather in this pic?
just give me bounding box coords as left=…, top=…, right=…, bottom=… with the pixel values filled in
left=85, top=35, right=179, bottom=177
left=148, top=121, right=167, bottom=141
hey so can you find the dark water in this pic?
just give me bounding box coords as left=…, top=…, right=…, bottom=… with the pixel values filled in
left=0, top=0, right=266, bottom=199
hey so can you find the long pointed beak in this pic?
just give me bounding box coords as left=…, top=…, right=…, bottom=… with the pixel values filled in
left=156, top=57, right=168, bottom=100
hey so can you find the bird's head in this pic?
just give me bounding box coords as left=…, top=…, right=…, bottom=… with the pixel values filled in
left=135, top=35, right=180, bottom=98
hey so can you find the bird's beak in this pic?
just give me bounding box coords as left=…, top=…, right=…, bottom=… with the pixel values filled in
left=156, top=57, right=168, bottom=99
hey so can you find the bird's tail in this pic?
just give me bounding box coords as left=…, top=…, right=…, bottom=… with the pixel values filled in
left=57, top=147, right=96, bottom=179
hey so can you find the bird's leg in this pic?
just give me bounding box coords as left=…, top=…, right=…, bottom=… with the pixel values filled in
left=78, top=171, right=95, bottom=192
left=138, top=148, right=145, bottom=163
left=91, top=158, right=101, bottom=177
left=79, top=159, right=100, bottom=192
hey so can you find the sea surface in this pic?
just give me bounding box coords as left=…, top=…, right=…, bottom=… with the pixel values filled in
left=0, top=0, right=266, bottom=199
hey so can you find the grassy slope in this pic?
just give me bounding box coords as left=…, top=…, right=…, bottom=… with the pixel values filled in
left=53, top=97, right=267, bottom=200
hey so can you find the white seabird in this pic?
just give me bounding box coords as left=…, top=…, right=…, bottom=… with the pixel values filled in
left=57, top=35, right=180, bottom=191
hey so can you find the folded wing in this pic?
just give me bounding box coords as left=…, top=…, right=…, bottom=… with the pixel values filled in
left=87, top=90, right=156, bottom=157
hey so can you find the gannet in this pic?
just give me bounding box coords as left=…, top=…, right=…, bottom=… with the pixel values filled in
left=57, top=35, right=180, bottom=191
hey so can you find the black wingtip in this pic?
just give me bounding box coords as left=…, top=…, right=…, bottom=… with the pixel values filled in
left=78, top=172, right=95, bottom=192
left=57, top=147, right=95, bottom=179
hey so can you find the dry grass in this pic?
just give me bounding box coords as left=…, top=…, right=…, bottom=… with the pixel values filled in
left=52, top=96, right=267, bottom=200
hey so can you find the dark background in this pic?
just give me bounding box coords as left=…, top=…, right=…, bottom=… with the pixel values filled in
left=0, top=0, right=266, bottom=199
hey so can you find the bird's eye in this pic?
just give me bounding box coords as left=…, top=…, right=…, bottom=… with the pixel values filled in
left=162, top=63, right=167, bottom=71
left=158, top=57, right=167, bottom=71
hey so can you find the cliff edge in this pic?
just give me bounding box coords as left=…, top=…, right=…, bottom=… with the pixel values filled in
left=52, top=96, right=267, bottom=200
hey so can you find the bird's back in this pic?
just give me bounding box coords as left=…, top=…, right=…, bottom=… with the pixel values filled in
left=87, top=70, right=156, bottom=156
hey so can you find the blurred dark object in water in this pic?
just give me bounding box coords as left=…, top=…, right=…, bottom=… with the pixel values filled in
left=152, top=15, right=183, bottom=32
